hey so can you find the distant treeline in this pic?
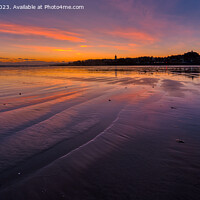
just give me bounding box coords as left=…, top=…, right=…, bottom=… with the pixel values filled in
left=56, top=51, right=200, bottom=66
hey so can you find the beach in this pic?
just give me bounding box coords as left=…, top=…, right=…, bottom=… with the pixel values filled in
left=0, top=66, right=200, bottom=200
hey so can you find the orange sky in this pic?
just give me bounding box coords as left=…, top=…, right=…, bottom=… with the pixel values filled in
left=0, top=0, right=200, bottom=64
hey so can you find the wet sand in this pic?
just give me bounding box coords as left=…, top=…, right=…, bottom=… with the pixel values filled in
left=0, top=66, right=200, bottom=200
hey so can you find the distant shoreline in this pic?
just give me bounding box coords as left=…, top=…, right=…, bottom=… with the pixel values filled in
left=53, top=51, right=200, bottom=66
left=52, top=63, right=200, bottom=66
left=1, top=51, right=200, bottom=67
left=0, top=64, right=200, bottom=68
left=0, top=64, right=200, bottom=67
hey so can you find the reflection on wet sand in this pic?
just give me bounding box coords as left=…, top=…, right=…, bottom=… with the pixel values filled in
left=0, top=66, right=200, bottom=200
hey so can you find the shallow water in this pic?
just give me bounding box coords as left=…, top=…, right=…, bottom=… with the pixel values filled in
left=0, top=66, right=200, bottom=200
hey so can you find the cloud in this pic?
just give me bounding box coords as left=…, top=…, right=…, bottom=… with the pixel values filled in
left=0, top=57, right=37, bottom=63
left=22, top=58, right=37, bottom=61
left=0, top=22, right=85, bottom=42
left=13, top=45, right=74, bottom=52
left=53, top=49, right=73, bottom=52
left=80, top=45, right=93, bottom=48
left=107, top=0, right=182, bottom=36
left=0, top=57, right=9, bottom=60
left=97, top=43, right=139, bottom=51
left=106, top=28, right=158, bottom=44
left=0, top=56, right=57, bottom=65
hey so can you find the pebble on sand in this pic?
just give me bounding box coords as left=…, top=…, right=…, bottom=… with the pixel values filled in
left=171, top=106, right=177, bottom=109
left=176, top=139, right=184, bottom=143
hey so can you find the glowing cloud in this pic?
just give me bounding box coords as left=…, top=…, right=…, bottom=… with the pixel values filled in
left=0, top=23, right=85, bottom=42
left=80, top=45, right=88, bottom=47
left=53, top=49, right=74, bottom=52
left=107, top=29, right=157, bottom=44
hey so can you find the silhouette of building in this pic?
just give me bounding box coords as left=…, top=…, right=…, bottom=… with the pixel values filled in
left=58, top=51, right=200, bottom=66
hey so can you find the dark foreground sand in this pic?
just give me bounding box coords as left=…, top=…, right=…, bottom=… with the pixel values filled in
left=0, top=66, right=200, bottom=200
